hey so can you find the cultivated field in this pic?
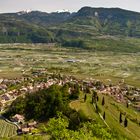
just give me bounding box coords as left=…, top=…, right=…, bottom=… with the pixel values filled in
left=0, top=44, right=140, bottom=87
left=0, top=118, right=17, bottom=138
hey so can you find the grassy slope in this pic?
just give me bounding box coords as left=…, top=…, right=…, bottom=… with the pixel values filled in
left=70, top=93, right=140, bottom=140
left=97, top=94, right=140, bottom=140
left=0, top=118, right=17, bottom=138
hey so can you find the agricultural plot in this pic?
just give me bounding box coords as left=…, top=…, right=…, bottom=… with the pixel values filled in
left=0, top=44, right=140, bottom=87
left=0, top=118, right=17, bottom=138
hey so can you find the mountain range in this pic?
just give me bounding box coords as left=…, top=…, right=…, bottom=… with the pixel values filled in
left=0, top=7, right=140, bottom=45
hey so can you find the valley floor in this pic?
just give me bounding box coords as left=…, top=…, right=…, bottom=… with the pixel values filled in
left=0, top=44, right=140, bottom=87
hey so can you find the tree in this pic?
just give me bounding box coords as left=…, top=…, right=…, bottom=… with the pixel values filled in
left=103, top=112, right=106, bottom=120
left=102, top=97, right=105, bottom=106
left=45, top=114, right=70, bottom=139
left=86, top=87, right=91, bottom=94
left=119, top=112, right=122, bottom=123
left=92, top=90, right=97, bottom=104
left=96, top=96, right=99, bottom=102
left=126, top=102, right=129, bottom=108
left=84, top=94, right=87, bottom=102
left=93, top=90, right=97, bottom=98
left=4, top=85, right=67, bottom=121
left=124, top=117, right=128, bottom=127
left=69, top=83, right=80, bottom=99
left=62, top=40, right=87, bottom=49
left=95, top=103, right=99, bottom=113
left=61, top=84, right=69, bottom=99
left=45, top=115, right=113, bottom=140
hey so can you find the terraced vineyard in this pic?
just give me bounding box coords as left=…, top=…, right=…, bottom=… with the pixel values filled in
left=70, top=93, right=140, bottom=140
left=0, top=118, right=17, bottom=138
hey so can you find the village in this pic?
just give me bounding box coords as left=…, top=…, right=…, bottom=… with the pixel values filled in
left=0, top=69, right=140, bottom=135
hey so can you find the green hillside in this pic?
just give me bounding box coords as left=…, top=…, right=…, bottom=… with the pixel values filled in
left=0, top=19, right=54, bottom=43
left=69, top=7, right=140, bottom=37
left=0, top=7, right=140, bottom=46
left=70, top=93, right=140, bottom=140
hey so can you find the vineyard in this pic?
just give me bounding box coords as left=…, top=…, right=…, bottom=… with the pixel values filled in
left=0, top=118, right=17, bottom=138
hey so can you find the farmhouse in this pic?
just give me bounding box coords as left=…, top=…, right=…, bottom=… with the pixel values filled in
left=21, top=128, right=30, bottom=134
left=28, top=121, right=37, bottom=127
left=12, top=114, right=25, bottom=123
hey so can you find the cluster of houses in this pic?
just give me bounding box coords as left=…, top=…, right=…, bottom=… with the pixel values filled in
left=87, top=80, right=140, bottom=110
left=0, top=78, right=22, bottom=111
left=0, top=72, right=75, bottom=112
left=1, top=71, right=140, bottom=111
left=11, top=114, right=37, bottom=134
left=98, top=85, right=126, bottom=103
left=0, top=70, right=140, bottom=133
left=0, top=78, right=22, bottom=92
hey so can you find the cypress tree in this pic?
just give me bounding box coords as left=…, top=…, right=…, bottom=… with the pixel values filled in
left=93, top=90, right=97, bottom=98
left=84, top=94, right=87, bottom=102
left=103, top=111, right=106, bottom=120
left=95, top=103, right=98, bottom=113
left=126, top=102, right=129, bottom=108
left=119, top=112, right=122, bottom=123
left=102, top=96, right=105, bottom=106
left=96, top=96, right=99, bottom=102
left=124, top=117, right=128, bottom=127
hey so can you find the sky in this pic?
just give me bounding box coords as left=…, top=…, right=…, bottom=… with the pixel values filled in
left=0, top=0, right=140, bottom=13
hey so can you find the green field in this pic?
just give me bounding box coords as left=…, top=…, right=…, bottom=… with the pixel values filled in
left=70, top=93, right=140, bottom=140
left=0, top=44, right=140, bottom=87
left=0, top=118, right=17, bottom=138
